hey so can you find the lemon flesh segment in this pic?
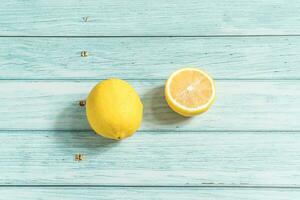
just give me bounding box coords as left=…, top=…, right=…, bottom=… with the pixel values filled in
left=86, top=79, right=143, bottom=140
left=165, top=68, right=216, bottom=117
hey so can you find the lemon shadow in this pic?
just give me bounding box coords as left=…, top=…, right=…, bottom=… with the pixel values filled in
left=142, top=85, right=190, bottom=129
left=54, top=101, right=119, bottom=153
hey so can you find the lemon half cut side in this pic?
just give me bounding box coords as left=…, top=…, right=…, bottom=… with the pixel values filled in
left=165, top=68, right=216, bottom=117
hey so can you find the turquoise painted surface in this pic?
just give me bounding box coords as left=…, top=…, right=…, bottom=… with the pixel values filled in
left=1, top=131, right=300, bottom=186
left=1, top=0, right=300, bottom=199
left=0, top=81, right=299, bottom=131
left=1, top=0, right=300, bottom=36
left=1, top=188, right=300, bottom=200
left=1, top=37, right=299, bottom=80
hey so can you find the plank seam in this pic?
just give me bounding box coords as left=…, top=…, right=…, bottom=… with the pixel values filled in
left=1, top=79, right=300, bottom=81
left=0, top=130, right=299, bottom=133
left=2, top=35, right=300, bottom=38
left=1, top=185, right=300, bottom=189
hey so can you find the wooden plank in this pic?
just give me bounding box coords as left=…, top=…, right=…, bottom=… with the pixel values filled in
left=1, top=37, right=300, bottom=80
left=1, top=187, right=300, bottom=200
left=0, top=80, right=299, bottom=131
left=1, top=131, right=300, bottom=185
left=1, top=0, right=300, bottom=36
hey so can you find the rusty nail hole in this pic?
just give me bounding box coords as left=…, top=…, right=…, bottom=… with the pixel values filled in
left=79, top=100, right=86, bottom=107
left=81, top=51, right=88, bottom=57
left=75, top=153, right=84, bottom=161
left=83, top=16, right=90, bottom=22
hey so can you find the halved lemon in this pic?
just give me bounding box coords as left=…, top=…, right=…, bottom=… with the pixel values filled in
left=165, top=68, right=216, bottom=117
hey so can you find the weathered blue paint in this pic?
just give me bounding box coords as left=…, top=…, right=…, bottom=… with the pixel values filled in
left=1, top=131, right=300, bottom=186
left=1, top=37, right=299, bottom=80
left=1, top=0, right=300, bottom=198
left=2, top=187, right=300, bottom=200
left=0, top=80, right=299, bottom=131
left=0, top=0, right=300, bottom=36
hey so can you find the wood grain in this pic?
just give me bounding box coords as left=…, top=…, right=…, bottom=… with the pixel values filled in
left=1, top=37, right=300, bottom=80
left=1, top=0, right=300, bottom=36
left=1, top=187, right=300, bottom=200
left=0, top=80, right=299, bottom=131
left=2, top=0, right=300, bottom=196
left=1, top=131, right=300, bottom=186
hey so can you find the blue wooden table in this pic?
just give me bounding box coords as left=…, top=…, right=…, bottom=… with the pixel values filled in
left=1, top=0, right=300, bottom=199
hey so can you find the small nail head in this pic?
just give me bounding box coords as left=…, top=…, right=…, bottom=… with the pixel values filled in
left=81, top=51, right=88, bottom=57
left=79, top=100, right=86, bottom=107
left=83, top=16, right=90, bottom=22
left=75, top=153, right=84, bottom=161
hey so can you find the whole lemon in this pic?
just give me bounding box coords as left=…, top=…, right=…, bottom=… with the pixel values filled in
left=86, top=79, right=143, bottom=140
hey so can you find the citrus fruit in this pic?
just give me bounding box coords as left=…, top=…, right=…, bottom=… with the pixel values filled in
left=165, top=68, right=216, bottom=117
left=86, top=79, right=143, bottom=140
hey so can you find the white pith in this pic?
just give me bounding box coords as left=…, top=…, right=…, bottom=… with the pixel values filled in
left=166, top=68, right=216, bottom=112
